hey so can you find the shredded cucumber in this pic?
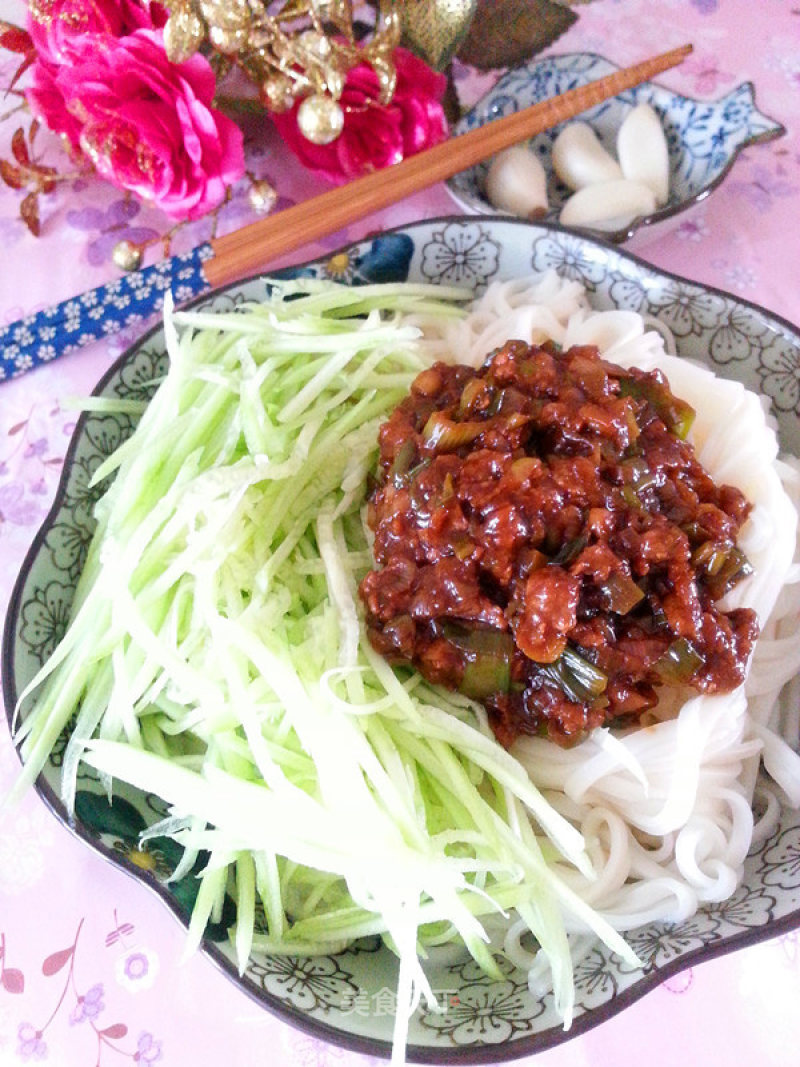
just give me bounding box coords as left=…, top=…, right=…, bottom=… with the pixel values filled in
left=11, top=280, right=637, bottom=1062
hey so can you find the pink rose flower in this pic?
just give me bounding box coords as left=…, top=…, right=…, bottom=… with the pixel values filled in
left=27, top=0, right=166, bottom=63
left=271, top=47, right=449, bottom=184
left=26, top=30, right=245, bottom=220
left=25, top=57, right=84, bottom=151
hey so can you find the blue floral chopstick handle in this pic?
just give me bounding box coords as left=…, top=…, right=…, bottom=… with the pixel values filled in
left=0, top=243, right=214, bottom=383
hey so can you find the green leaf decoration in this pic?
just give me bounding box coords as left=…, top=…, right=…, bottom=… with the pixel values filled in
left=74, top=790, right=146, bottom=842
left=169, top=871, right=238, bottom=942
left=206, top=893, right=239, bottom=942
left=398, top=0, right=479, bottom=71
left=168, top=871, right=200, bottom=918
left=145, top=833, right=186, bottom=872
left=456, top=0, right=578, bottom=70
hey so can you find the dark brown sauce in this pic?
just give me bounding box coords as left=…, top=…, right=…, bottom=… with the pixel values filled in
left=359, top=341, right=759, bottom=747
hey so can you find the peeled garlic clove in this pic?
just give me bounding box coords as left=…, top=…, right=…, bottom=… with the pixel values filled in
left=551, top=122, right=623, bottom=190
left=617, top=103, right=670, bottom=206
left=559, top=178, right=657, bottom=232
left=485, top=146, right=549, bottom=219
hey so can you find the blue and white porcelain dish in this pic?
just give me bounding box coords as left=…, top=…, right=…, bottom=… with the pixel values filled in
left=446, top=53, right=785, bottom=246
left=4, top=218, right=800, bottom=1062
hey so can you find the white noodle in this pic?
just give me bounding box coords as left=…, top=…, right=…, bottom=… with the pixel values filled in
left=415, top=274, right=800, bottom=938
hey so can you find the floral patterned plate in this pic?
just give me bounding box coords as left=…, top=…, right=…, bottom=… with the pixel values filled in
left=4, top=217, right=800, bottom=1063
left=446, top=53, right=785, bottom=246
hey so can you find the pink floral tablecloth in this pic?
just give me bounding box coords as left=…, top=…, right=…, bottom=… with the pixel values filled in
left=2, top=1, right=800, bottom=1064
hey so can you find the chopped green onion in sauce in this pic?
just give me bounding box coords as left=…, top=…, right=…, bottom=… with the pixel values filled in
left=361, top=340, right=759, bottom=747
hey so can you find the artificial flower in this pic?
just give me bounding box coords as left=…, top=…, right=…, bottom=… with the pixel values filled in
left=27, top=0, right=166, bottom=63
left=271, top=46, right=449, bottom=183
left=25, top=29, right=245, bottom=220
left=24, top=56, right=84, bottom=151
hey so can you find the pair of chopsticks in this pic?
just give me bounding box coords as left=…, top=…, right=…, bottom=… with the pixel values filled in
left=204, top=43, right=693, bottom=287
left=0, top=44, right=692, bottom=383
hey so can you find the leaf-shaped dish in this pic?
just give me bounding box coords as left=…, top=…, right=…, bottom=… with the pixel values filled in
left=4, top=217, right=800, bottom=1062
left=446, top=53, right=785, bottom=245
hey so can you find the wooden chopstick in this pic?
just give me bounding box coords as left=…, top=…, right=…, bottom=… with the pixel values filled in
left=203, top=43, right=692, bottom=288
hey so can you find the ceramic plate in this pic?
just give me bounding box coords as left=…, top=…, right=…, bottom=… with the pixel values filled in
left=446, top=53, right=785, bottom=245
left=4, top=218, right=800, bottom=1062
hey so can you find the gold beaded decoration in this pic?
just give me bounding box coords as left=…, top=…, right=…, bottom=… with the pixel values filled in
left=163, top=1, right=402, bottom=143
left=248, top=177, right=279, bottom=212
left=112, top=239, right=144, bottom=271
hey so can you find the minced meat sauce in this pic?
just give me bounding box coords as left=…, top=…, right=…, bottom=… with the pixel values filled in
left=358, top=340, right=760, bottom=748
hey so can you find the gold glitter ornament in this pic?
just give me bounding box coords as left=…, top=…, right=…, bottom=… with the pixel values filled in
left=298, top=29, right=333, bottom=61
left=297, top=93, right=345, bottom=144
left=396, top=0, right=478, bottom=70
left=208, top=25, right=243, bottom=53
left=260, top=73, right=296, bottom=113
left=200, top=0, right=250, bottom=54
left=112, top=239, right=143, bottom=271
left=309, top=0, right=355, bottom=29
left=165, top=1, right=402, bottom=140
left=163, top=5, right=206, bottom=64
left=369, top=51, right=397, bottom=102
left=248, top=178, right=278, bottom=212
left=198, top=0, right=250, bottom=32
left=323, top=64, right=346, bottom=100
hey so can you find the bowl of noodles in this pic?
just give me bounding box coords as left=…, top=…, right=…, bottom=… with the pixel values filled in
left=3, top=216, right=800, bottom=1063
